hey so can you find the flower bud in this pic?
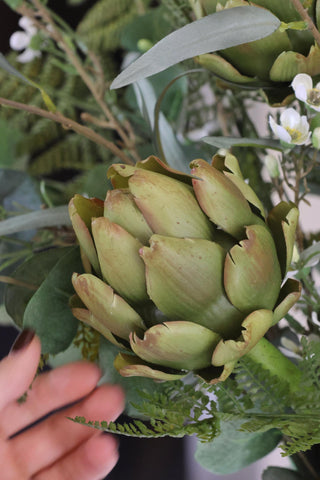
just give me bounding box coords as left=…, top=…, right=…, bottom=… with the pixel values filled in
left=265, top=154, right=280, bottom=179
left=312, top=127, right=320, bottom=150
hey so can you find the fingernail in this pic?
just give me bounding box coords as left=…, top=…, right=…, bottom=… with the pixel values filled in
left=10, top=329, right=35, bottom=354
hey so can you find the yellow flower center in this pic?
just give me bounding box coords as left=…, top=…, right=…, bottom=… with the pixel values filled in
left=285, top=127, right=303, bottom=143
left=307, top=88, right=320, bottom=106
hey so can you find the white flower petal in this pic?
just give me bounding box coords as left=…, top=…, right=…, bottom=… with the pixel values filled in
left=292, top=84, right=307, bottom=102
left=280, top=108, right=300, bottom=129
left=269, top=116, right=292, bottom=143
left=19, top=16, right=36, bottom=35
left=291, top=73, right=312, bottom=101
left=16, top=48, right=40, bottom=63
left=9, top=31, right=30, bottom=51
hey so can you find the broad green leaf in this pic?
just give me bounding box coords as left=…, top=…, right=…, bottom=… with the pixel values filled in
left=202, top=136, right=284, bottom=151
left=5, top=248, right=69, bottom=328
left=23, top=247, right=82, bottom=354
left=0, top=169, right=41, bottom=301
left=0, top=206, right=71, bottom=236
left=0, top=53, right=56, bottom=112
left=262, top=467, right=304, bottom=480
left=111, top=6, right=281, bottom=89
left=195, top=418, right=281, bottom=474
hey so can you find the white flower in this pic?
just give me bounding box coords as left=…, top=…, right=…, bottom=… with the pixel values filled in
left=291, top=73, right=320, bottom=112
left=269, top=108, right=310, bottom=145
left=9, top=17, right=41, bottom=63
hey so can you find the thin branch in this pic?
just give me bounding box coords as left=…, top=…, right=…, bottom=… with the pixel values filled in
left=0, top=276, right=38, bottom=291
left=19, top=0, right=141, bottom=163
left=0, top=97, right=134, bottom=165
left=289, top=0, right=320, bottom=47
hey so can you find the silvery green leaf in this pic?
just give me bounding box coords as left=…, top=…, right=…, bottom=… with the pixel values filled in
left=0, top=206, right=71, bottom=235
left=0, top=54, right=56, bottom=112
left=133, top=78, right=189, bottom=173
left=111, top=6, right=281, bottom=89
left=299, top=242, right=320, bottom=268
left=202, top=136, right=284, bottom=151
left=195, top=418, right=281, bottom=474
left=0, top=53, right=30, bottom=85
left=262, top=466, right=303, bottom=480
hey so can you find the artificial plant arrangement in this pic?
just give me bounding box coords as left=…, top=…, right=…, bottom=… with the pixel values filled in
left=1, top=0, right=320, bottom=478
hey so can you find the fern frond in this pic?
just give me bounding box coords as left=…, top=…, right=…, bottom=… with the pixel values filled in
left=69, top=413, right=218, bottom=441
left=162, top=0, right=193, bottom=28
left=77, top=0, right=151, bottom=54
left=73, top=322, right=100, bottom=362
left=234, top=356, right=293, bottom=412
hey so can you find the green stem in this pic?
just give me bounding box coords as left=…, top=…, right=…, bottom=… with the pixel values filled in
left=245, top=337, right=301, bottom=392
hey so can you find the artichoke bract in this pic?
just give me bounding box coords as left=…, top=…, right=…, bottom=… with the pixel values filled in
left=69, top=154, right=301, bottom=383
left=194, top=0, right=320, bottom=104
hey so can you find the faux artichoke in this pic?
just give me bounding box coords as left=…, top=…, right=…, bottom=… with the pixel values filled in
left=194, top=0, right=320, bottom=104
left=69, top=154, right=301, bottom=383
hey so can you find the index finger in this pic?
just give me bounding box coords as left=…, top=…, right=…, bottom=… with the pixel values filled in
left=0, top=331, right=41, bottom=411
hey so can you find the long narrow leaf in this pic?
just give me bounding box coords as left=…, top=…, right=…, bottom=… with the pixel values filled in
left=0, top=206, right=71, bottom=235
left=0, top=53, right=56, bottom=112
left=133, top=79, right=189, bottom=172
left=111, top=6, right=280, bottom=89
left=202, top=136, right=284, bottom=151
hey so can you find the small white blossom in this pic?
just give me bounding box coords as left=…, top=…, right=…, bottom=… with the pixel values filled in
left=269, top=108, right=310, bottom=145
left=9, top=17, right=41, bottom=63
left=264, top=154, right=280, bottom=178
left=291, top=73, right=320, bottom=112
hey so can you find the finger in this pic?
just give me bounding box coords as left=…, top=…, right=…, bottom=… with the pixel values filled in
left=0, top=361, right=102, bottom=439
left=0, top=441, right=29, bottom=480
left=0, top=331, right=41, bottom=411
left=33, top=434, right=119, bottom=480
left=11, top=384, right=124, bottom=478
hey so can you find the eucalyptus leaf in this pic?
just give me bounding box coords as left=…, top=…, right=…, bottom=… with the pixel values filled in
left=0, top=206, right=71, bottom=236
left=111, top=6, right=281, bottom=89
left=202, top=136, right=284, bottom=151
left=5, top=248, right=67, bottom=328
left=262, top=467, right=303, bottom=480
left=0, top=54, right=56, bottom=112
left=23, top=247, right=82, bottom=354
left=195, top=419, right=281, bottom=474
left=298, top=242, right=320, bottom=268
left=133, top=78, right=189, bottom=173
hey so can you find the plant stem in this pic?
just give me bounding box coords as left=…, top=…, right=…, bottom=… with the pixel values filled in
left=290, top=0, right=320, bottom=47
left=0, top=276, right=38, bottom=290
left=0, top=97, right=134, bottom=165
left=20, top=0, right=141, bottom=164
left=245, top=337, right=302, bottom=391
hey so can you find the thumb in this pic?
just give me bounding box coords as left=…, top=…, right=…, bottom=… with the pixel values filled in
left=0, top=330, right=41, bottom=410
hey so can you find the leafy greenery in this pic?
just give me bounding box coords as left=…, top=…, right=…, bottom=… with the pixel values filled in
left=69, top=337, right=320, bottom=464
left=2, top=1, right=320, bottom=478
left=23, top=247, right=82, bottom=354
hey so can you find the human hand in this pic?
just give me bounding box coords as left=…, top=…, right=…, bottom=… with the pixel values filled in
left=0, top=330, right=125, bottom=480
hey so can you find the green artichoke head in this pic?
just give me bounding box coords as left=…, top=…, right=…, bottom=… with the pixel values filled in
left=194, top=0, right=320, bottom=105
left=69, top=154, right=301, bottom=383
